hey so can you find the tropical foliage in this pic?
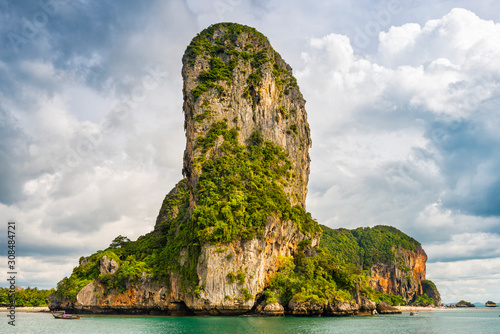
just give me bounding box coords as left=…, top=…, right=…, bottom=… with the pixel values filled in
left=0, top=287, right=55, bottom=307
left=320, top=225, right=421, bottom=270
left=264, top=242, right=370, bottom=307
left=372, top=291, right=406, bottom=306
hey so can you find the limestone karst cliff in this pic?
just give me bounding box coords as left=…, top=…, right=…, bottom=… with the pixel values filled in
left=49, top=23, right=437, bottom=316
left=369, top=246, right=427, bottom=303
left=50, top=22, right=323, bottom=316
left=320, top=225, right=440, bottom=305
left=180, top=23, right=312, bottom=208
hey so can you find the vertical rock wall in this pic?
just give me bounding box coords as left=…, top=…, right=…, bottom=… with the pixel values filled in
left=369, top=246, right=427, bottom=303
left=181, top=23, right=311, bottom=207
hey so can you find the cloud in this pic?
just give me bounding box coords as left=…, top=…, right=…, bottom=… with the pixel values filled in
left=428, top=257, right=500, bottom=303
left=0, top=0, right=194, bottom=288
left=299, top=8, right=500, bottom=228
left=426, top=232, right=500, bottom=262
left=296, top=8, right=500, bottom=302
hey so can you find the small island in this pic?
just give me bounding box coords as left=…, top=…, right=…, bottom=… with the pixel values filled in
left=485, top=301, right=497, bottom=307
left=455, top=300, right=475, bottom=307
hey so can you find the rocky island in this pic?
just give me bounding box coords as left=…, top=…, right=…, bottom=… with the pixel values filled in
left=485, top=301, right=497, bottom=307
left=49, top=22, right=439, bottom=316
left=456, top=300, right=475, bottom=307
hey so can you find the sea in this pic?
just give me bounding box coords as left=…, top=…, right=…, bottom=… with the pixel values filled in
left=2, top=308, right=499, bottom=333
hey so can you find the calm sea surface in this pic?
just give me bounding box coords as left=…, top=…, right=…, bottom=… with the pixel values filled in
left=2, top=308, right=499, bottom=333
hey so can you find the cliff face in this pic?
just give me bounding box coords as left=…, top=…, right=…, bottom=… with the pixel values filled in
left=421, top=279, right=441, bottom=305
left=320, top=225, right=435, bottom=304
left=369, top=246, right=427, bottom=303
left=180, top=23, right=311, bottom=208
left=158, top=22, right=319, bottom=315
left=187, top=218, right=318, bottom=315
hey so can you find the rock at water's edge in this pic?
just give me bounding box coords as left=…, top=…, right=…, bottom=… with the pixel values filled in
left=376, top=302, right=402, bottom=314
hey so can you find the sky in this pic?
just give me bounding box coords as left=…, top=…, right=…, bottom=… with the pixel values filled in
left=1, top=0, right=499, bottom=304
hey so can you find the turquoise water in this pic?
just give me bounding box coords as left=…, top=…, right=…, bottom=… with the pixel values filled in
left=2, top=309, right=499, bottom=333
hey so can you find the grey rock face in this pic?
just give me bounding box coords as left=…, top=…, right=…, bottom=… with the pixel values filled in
left=288, top=296, right=326, bottom=316
left=99, top=255, right=119, bottom=275
left=262, top=303, right=285, bottom=316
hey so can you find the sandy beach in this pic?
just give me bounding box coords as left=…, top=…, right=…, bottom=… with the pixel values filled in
left=0, top=306, right=50, bottom=313
left=396, top=306, right=440, bottom=312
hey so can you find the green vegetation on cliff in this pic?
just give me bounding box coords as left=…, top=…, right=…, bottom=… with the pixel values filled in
left=54, top=247, right=153, bottom=301
left=370, top=291, right=406, bottom=306
left=421, top=279, right=441, bottom=305
left=456, top=300, right=475, bottom=307
left=264, top=241, right=370, bottom=307
left=320, top=225, right=421, bottom=270
left=185, top=22, right=297, bottom=104
left=185, top=23, right=269, bottom=61
left=193, top=122, right=319, bottom=242
left=262, top=241, right=411, bottom=308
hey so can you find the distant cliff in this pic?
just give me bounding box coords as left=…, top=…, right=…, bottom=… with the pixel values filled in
left=320, top=225, right=440, bottom=305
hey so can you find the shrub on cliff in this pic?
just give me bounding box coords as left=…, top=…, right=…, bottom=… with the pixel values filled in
left=193, top=123, right=320, bottom=243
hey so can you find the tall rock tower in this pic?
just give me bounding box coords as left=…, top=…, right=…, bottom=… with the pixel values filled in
left=181, top=23, right=312, bottom=207
left=153, top=23, right=319, bottom=314
left=50, top=23, right=320, bottom=316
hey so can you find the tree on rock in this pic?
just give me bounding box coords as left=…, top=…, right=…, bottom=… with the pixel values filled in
left=109, top=235, right=131, bottom=249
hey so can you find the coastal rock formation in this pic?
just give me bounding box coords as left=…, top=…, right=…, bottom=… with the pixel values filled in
left=369, top=246, right=427, bottom=303
left=288, top=296, right=326, bottom=316
left=262, top=303, right=285, bottom=316
left=50, top=274, right=179, bottom=314
left=456, top=300, right=475, bottom=307
left=188, top=219, right=318, bottom=315
left=50, top=23, right=322, bottom=316
left=255, top=301, right=285, bottom=316
left=376, top=302, right=402, bottom=314
left=323, top=292, right=376, bottom=316
left=485, top=300, right=497, bottom=307
left=320, top=225, right=437, bottom=304
left=421, top=280, right=441, bottom=305
left=50, top=23, right=437, bottom=318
